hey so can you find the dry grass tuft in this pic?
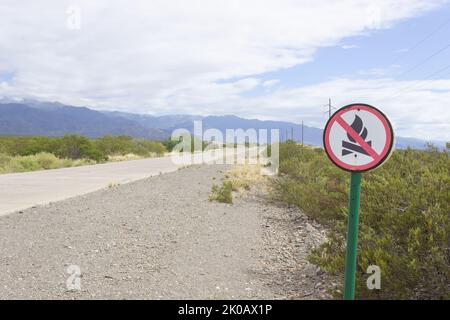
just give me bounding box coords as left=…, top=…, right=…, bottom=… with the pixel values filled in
left=224, top=164, right=268, bottom=192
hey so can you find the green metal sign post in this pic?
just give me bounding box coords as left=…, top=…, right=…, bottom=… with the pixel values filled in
left=324, top=104, right=394, bottom=300
left=343, top=172, right=362, bottom=300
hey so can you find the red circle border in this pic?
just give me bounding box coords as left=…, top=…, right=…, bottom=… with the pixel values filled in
left=323, top=104, right=394, bottom=172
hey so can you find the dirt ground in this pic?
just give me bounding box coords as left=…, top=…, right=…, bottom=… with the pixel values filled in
left=0, top=165, right=333, bottom=299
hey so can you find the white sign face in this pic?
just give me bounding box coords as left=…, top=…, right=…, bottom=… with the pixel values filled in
left=324, top=104, right=394, bottom=172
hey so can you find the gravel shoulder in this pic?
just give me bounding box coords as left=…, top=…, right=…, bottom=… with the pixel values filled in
left=0, top=165, right=332, bottom=299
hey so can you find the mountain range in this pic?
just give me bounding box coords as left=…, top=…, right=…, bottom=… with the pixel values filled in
left=0, top=100, right=444, bottom=150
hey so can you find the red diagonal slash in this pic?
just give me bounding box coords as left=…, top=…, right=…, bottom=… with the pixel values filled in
left=335, top=116, right=381, bottom=162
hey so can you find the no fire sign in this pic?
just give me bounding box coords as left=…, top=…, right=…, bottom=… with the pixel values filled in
left=323, top=103, right=395, bottom=300
left=323, top=104, right=395, bottom=172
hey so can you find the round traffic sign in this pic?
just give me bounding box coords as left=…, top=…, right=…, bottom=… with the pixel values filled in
left=323, top=103, right=395, bottom=172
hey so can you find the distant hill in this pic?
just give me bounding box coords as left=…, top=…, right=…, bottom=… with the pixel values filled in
left=167, top=115, right=444, bottom=149
left=0, top=102, right=168, bottom=140
left=167, top=115, right=324, bottom=145
left=0, top=101, right=444, bottom=149
left=102, top=111, right=203, bottom=130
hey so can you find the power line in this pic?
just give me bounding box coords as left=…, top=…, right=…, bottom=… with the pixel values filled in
left=390, top=16, right=450, bottom=65
left=366, top=17, right=450, bottom=101
left=395, top=43, right=450, bottom=79
left=387, top=63, right=450, bottom=100
left=369, top=16, right=450, bottom=99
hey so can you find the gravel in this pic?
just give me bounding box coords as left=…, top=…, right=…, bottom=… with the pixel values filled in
left=0, top=164, right=333, bottom=299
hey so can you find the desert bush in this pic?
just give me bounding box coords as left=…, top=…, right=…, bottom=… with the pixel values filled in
left=94, top=135, right=135, bottom=155
left=0, top=135, right=167, bottom=173
left=163, top=136, right=208, bottom=153
left=0, top=135, right=105, bottom=161
left=224, top=165, right=267, bottom=192
left=162, top=138, right=181, bottom=152
left=274, top=142, right=450, bottom=299
left=209, top=165, right=267, bottom=204
left=95, top=135, right=166, bottom=157
left=209, top=181, right=233, bottom=204
left=0, top=136, right=57, bottom=156
left=132, top=139, right=166, bottom=156
left=54, top=135, right=106, bottom=161
left=0, top=152, right=93, bottom=174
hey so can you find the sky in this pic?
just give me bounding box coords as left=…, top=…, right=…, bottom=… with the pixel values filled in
left=0, top=0, right=449, bottom=141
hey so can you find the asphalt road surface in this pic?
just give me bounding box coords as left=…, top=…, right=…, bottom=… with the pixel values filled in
left=0, top=156, right=179, bottom=216
left=0, top=148, right=252, bottom=216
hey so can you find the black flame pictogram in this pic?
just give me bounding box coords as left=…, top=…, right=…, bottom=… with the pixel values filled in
left=342, top=115, right=372, bottom=156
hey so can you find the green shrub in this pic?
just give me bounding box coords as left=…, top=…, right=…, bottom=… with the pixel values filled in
left=162, top=138, right=181, bottom=152
left=94, top=135, right=134, bottom=155
left=275, top=143, right=450, bottom=299
left=0, top=152, right=95, bottom=174
left=55, top=135, right=106, bottom=161
left=209, top=181, right=233, bottom=204
left=163, top=136, right=208, bottom=153
left=0, top=136, right=57, bottom=156
left=0, top=135, right=167, bottom=174
left=34, top=152, right=63, bottom=170
left=94, top=135, right=165, bottom=157
left=132, top=139, right=166, bottom=156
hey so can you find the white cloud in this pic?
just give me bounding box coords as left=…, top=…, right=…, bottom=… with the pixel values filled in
left=341, top=44, right=360, bottom=49
left=262, top=79, right=280, bottom=88
left=0, top=0, right=448, bottom=139
left=358, top=65, right=402, bottom=77
left=221, top=78, right=450, bottom=141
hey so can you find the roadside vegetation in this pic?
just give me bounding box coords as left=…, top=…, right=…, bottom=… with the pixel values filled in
left=274, top=141, right=450, bottom=299
left=209, top=181, right=233, bottom=204
left=224, top=164, right=267, bottom=191
left=0, top=152, right=95, bottom=174
left=163, top=136, right=208, bottom=153
left=0, top=135, right=166, bottom=174
left=210, top=165, right=267, bottom=204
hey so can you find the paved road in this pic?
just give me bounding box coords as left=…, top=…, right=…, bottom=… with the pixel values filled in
left=0, top=156, right=180, bottom=216
left=0, top=148, right=261, bottom=216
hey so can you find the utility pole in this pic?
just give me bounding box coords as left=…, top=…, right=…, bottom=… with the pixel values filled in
left=301, top=121, right=304, bottom=146
left=323, top=99, right=336, bottom=119
left=328, top=98, right=332, bottom=118
left=291, top=127, right=294, bottom=142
